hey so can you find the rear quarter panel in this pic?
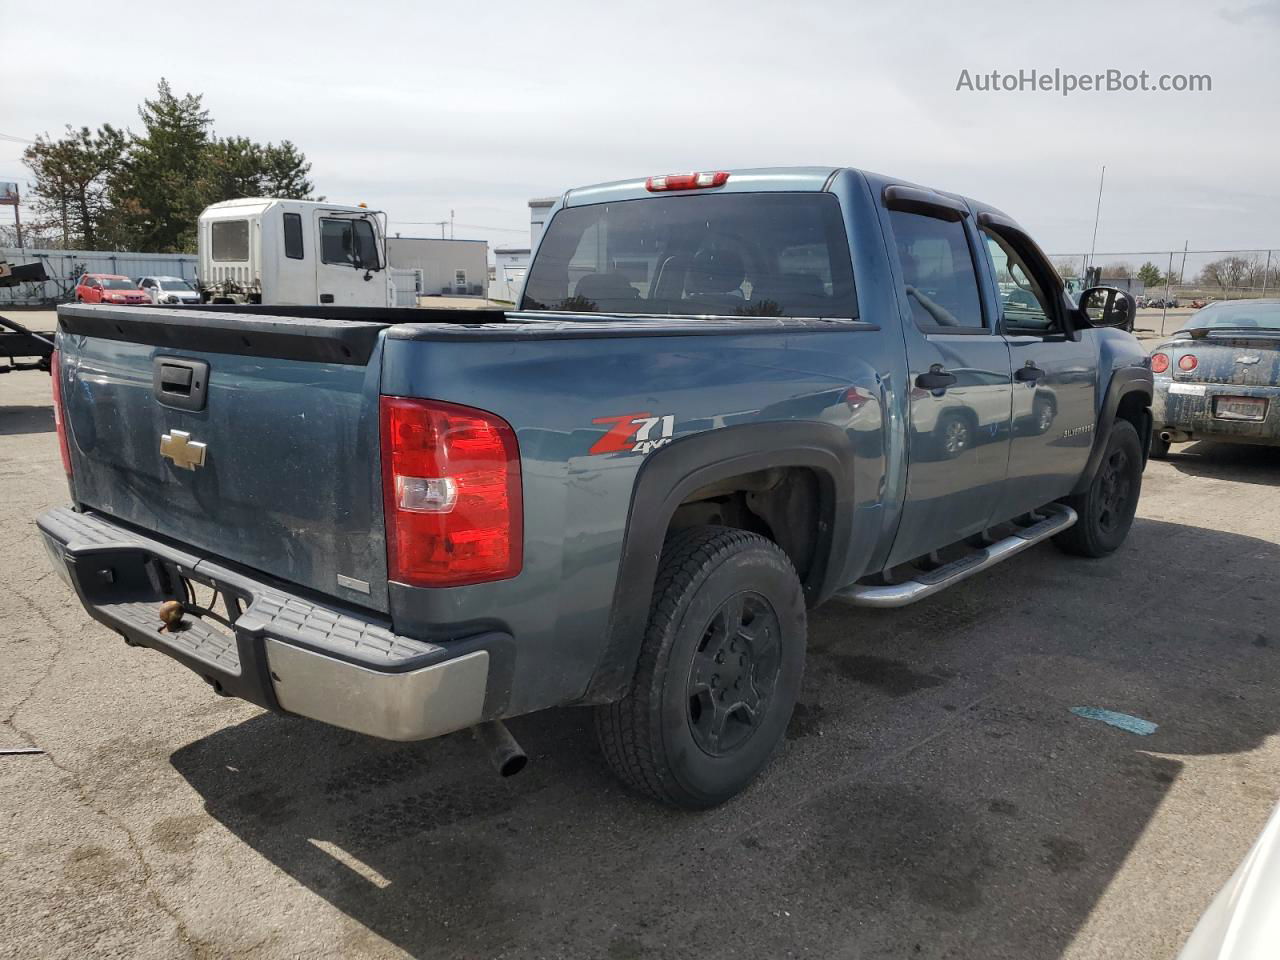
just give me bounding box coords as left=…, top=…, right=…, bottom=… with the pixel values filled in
left=381, top=323, right=895, bottom=713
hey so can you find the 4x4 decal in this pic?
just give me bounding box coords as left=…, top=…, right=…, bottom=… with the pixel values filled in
left=589, top=413, right=676, bottom=455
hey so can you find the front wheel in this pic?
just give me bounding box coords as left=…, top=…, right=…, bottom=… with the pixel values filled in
left=1054, top=419, right=1144, bottom=557
left=595, top=526, right=806, bottom=808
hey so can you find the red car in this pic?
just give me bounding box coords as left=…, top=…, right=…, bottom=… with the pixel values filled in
left=74, top=274, right=151, bottom=305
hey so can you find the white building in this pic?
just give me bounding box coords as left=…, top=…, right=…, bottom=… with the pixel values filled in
left=386, top=237, right=488, bottom=298
left=492, top=245, right=531, bottom=303
left=528, top=197, right=557, bottom=250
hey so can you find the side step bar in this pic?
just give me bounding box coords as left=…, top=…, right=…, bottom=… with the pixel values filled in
left=835, top=503, right=1078, bottom=609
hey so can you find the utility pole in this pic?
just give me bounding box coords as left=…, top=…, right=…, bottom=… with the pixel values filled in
left=450, top=209, right=454, bottom=241
left=1, top=181, right=22, bottom=248
left=1087, top=165, right=1105, bottom=275
left=1263, top=249, right=1272, bottom=299
left=1179, top=240, right=1188, bottom=286
left=1162, top=251, right=1173, bottom=336
left=14, top=184, right=23, bottom=249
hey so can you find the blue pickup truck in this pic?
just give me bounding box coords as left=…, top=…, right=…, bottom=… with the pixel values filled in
left=38, top=166, right=1152, bottom=807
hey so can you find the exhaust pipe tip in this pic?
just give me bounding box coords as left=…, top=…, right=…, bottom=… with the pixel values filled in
left=1160, top=431, right=1173, bottom=442
left=472, top=720, right=528, bottom=778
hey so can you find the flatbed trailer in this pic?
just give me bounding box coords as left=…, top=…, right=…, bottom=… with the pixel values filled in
left=0, top=259, right=54, bottom=373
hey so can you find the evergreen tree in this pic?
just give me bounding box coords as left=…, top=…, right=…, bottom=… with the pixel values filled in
left=23, top=78, right=320, bottom=254
left=203, top=137, right=316, bottom=204
left=22, top=125, right=126, bottom=249
left=112, top=79, right=212, bottom=252
left=1135, top=261, right=1163, bottom=287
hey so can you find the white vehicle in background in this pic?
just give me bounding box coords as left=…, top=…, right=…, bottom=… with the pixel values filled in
left=1178, top=799, right=1280, bottom=959
left=197, top=198, right=392, bottom=307
left=136, top=275, right=201, bottom=305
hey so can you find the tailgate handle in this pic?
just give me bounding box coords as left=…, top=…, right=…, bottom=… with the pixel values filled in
left=160, top=365, right=193, bottom=394
left=153, top=357, right=209, bottom=412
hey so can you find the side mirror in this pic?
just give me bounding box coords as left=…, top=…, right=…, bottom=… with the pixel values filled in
left=1078, top=285, right=1135, bottom=331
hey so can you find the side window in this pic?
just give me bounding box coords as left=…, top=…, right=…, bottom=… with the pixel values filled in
left=888, top=210, right=984, bottom=330
left=283, top=213, right=304, bottom=260
left=320, top=218, right=354, bottom=265
left=981, top=230, right=1057, bottom=334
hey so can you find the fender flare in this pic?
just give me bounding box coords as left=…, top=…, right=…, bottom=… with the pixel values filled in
left=580, top=421, right=857, bottom=703
left=1072, top=366, right=1153, bottom=496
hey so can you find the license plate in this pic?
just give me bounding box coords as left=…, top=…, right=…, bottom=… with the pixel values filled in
left=1214, top=396, right=1267, bottom=421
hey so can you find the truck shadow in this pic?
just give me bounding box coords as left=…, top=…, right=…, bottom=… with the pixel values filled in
left=170, top=517, right=1280, bottom=959
left=0, top=403, right=54, bottom=436
left=1166, top=440, right=1280, bottom=485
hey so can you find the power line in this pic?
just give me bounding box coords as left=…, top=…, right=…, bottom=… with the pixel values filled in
left=0, top=132, right=35, bottom=144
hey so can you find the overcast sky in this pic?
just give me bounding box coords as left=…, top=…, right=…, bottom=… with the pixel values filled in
left=3, top=0, right=1278, bottom=259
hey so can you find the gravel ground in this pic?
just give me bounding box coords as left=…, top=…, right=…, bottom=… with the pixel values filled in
left=3, top=337, right=1280, bottom=959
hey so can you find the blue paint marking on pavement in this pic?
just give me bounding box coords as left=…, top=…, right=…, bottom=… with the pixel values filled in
left=1070, top=707, right=1158, bottom=736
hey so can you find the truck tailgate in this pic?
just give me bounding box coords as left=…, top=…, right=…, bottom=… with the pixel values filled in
left=57, top=305, right=392, bottom=612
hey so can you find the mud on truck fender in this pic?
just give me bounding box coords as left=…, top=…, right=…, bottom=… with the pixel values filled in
left=582, top=421, right=859, bottom=705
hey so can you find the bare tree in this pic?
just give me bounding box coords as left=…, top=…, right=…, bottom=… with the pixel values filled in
left=1198, top=256, right=1254, bottom=295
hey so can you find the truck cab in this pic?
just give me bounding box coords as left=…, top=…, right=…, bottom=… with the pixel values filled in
left=197, top=198, right=391, bottom=307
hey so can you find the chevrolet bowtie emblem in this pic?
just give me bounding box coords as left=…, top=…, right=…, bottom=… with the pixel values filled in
left=160, top=430, right=207, bottom=470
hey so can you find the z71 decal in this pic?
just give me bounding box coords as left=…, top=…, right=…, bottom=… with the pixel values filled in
left=590, top=413, right=676, bottom=455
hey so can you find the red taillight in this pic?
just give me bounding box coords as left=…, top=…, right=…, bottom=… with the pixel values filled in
left=1179, top=353, right=1198, bottom=371
left=645, top=171, right=730, bottom=192
left=49, top=349, right=73, bottom=479
left=380, top=396, right=522, bottom=587
left=1150, top=352, right=1170, bottom=374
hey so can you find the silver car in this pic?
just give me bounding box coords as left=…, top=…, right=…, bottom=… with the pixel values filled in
left=136, top=275, right=201, bottom=306
left=1150, top=299, right=1280, bottom=458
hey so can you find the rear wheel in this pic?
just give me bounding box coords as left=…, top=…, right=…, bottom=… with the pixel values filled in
left=595, top=526, right=806, bottom=808
left=1054, top=419, right=1143, bottom=557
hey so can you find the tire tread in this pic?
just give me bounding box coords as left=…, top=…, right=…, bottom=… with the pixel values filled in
left=595, top=526, right=798, bottom=806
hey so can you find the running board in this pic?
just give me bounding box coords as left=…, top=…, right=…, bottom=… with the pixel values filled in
left=835, top=504, right=1078, bottom=609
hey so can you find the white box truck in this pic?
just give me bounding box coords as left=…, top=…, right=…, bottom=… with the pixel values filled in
left=197, top=198, right=393, bottom=307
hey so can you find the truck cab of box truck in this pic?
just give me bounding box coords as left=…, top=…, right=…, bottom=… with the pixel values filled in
left=197, top=198, right=392, bottom=307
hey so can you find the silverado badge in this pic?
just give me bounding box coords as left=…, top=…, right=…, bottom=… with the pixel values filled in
left=160, top=430, right=207, bottom=470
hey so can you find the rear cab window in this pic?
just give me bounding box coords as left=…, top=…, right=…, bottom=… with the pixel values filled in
left=521, top=193, right=858, bottom=318
left=211, top=219, right=249, bottom=261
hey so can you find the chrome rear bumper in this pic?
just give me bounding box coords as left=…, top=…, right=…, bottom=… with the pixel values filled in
left=37, top=506, right=499, bottom=741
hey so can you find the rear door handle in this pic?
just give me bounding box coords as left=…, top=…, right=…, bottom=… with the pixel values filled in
left=916, top=365, right=957, bottom=392
left=1014, top=362, right=1045, bottom=383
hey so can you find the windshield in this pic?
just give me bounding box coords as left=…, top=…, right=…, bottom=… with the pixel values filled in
left=160, top=278, right=196, bottom=292
left=99, top=277, right=138, bottom=290
left=521, top=193, right=858, bottom=318
left=1180, top=300, right=1280, bottom=332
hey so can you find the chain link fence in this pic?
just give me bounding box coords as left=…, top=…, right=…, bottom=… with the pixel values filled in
left=1049, top=248, right=1279, bottom=301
